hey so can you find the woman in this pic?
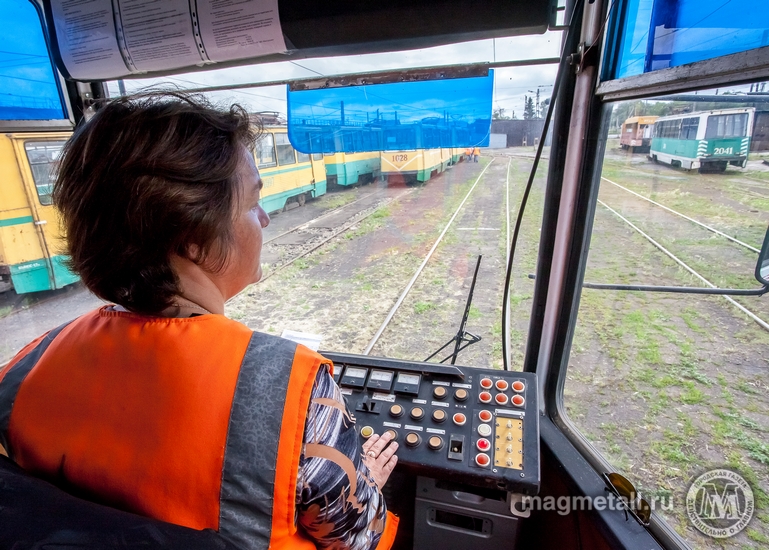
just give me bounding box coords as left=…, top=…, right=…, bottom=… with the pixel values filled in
left=0, top=93, right=399, bottom=549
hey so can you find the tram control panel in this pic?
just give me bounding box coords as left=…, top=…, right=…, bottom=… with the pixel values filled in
left=322, top=351, right=540, bottom=495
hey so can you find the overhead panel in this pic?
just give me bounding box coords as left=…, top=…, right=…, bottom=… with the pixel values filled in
left=286, top=71, right=494, bottom=153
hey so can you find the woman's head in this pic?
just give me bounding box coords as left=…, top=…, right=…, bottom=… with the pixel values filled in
left=53, top=91, right=267, bottom=314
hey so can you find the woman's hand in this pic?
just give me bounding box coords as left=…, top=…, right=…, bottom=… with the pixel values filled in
left=361, top=431, right=399, bottom=488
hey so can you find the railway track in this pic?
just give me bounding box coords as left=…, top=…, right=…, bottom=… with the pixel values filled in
left=596, top=191, right=769, bottom=333
left=257, top=187, right=414, bottom=283
left=362, top=158, right=499, bottom=356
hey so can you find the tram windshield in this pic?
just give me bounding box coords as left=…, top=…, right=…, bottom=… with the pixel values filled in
left=2, top=1, right=769, bottom=549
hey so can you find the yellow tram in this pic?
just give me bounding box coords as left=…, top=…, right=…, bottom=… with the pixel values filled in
left=324, top=151, right=381, bottom=187
left=380, top=148, right=452, bottom=184
left=0, top=131, right=77, bottom=293
left=255, top=127, right=327, bottom=213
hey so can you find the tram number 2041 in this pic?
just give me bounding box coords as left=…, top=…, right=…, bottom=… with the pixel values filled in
left=713, top=147, right=734, bottom=155
left=392, top=154, right=408, bottom=162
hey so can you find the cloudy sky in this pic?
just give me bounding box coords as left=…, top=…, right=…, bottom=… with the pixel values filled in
left=106, top=31, right=564, bottom=121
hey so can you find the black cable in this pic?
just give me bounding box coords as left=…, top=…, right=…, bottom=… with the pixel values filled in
left=501, top=0, right=584, bottom=371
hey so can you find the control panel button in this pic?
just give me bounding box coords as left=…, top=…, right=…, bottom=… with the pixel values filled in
left=454, top=388, right=468, bottom=401
left=476, top=438, right=491, bottom=452
left=495, top=379, right=509, bottom=391
left=480, top=378, right=493, bottom=389
left=478, top=410, right=493, bottom=423
left=360, top=426, right=374, bottom=439
left=452, top=413, right=467, bottom=426
left=410, top=407, right=425, bottom=420
left=475, top=453, right=491, bottom=467
left=477, top=423, right=492, bottom=437
left=389, top=404, right=404, bottom=417
left=495, top=393, right=509, bottom=405
left=428, top=436, right=444, bottom=450
left=512, top=380, right=525, bottom=392
left=384, top=429, right=398, bottom=441
left=479, top=391, right=492, bottom=404
left=433, top=386, right=447, bottom=399
left=432, top=409, right=447, bottom=423
left=512, top=395, right=525, bottom=407
left=405, top=432, right=422, bottom=447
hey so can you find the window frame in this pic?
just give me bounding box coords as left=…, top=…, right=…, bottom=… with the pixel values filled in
left=23, top=140, right=66, bottom=206
left=256, top=133, right=277, bottom=169
left=274, top=133, right=297, bottom=166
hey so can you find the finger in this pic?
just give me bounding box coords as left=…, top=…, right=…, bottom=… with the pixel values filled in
left=370, top=432, right=392, bottom=455
left=383, top=455, right=398, bottom=472
left=361, top=434, right=380, bottom=452
left=377, top=442, right=398, bottom=464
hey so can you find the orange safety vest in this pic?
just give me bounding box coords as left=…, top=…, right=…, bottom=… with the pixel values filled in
left=0, top=307, right=398, bottom=549
left=472, top=147, right=480, bottom=155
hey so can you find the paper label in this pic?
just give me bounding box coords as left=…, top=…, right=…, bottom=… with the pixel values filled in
left=50, top=0, right=286, bottom=79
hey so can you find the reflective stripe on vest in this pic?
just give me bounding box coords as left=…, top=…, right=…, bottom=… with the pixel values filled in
left=219, top=330, right=298, bottom=548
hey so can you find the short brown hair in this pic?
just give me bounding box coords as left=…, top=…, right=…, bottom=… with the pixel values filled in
left=53, top=92, right=259, bottom=314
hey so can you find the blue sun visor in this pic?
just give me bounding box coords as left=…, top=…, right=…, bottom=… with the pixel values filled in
left=286, top=72, right=494, bottom=153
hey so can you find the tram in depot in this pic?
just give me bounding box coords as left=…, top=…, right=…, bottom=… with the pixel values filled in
left=0, top=131, right=77, bottom=293
left=254, top=126, right=327, bottom=213
left=324, top=152, right=382, bottom=187
left=2, top=1, right=769, bottom=550
left=619, top=115, right=658, bottom=152
left=649, top=108, right=756, bottom=173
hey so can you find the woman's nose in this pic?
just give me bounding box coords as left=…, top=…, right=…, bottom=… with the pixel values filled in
left=259, top=206, right=270, bottom=228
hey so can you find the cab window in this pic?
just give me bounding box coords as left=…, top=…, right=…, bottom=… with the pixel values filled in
left=24, top=141, right=65, bottom=205
left=275, top=133, right=296, bottom=165
left=563, top=88, right=769, bottom=548
left=256, top=134, right=277, bottom=168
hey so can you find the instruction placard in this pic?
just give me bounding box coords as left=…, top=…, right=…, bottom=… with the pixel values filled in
left=50, top=0, right=286, bottom=80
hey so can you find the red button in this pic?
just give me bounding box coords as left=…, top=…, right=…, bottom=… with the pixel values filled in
left=512, top=381, right=525, bottom=392
left=495, top=393, right=509, bottom=405
left=495, top=379, right=509, bottom=391
left=512, top=394, right=525, bottom=407
left=479, top=391, right=492, bottom=403
left=477, top=438, right=491, bottom=451
left=475, top=453, right=490, bottom=467
left=480, top=378, right=493, bottom=389
left=478, top=410, right=493, bottom=422
left=453, top=413, right=467, bottom=426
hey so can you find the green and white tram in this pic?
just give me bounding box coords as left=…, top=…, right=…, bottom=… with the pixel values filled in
left=649, top=108, right=755, bottom=173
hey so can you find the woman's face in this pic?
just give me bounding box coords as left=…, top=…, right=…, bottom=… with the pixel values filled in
left=219, top=147, right=270, bottom=298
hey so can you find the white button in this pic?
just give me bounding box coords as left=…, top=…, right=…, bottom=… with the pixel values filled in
left=477, top=424, right=492, bottom=437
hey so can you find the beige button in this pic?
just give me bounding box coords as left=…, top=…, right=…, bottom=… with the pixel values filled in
left=432, top=409, right=446, bottom=423
left=454, top=388, right=468, bottom=401
left=405, top=432, right=421, bottom=447
left=433, top=386, right=447, bottom=399
left=410, top=407, right=424, bottom=420
left=389, top=404, right=403, bottom=417
left=428, top=436, right=443, bottom=450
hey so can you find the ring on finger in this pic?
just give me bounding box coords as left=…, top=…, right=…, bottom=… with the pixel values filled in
left=367, top=450, right=378, bottom=458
